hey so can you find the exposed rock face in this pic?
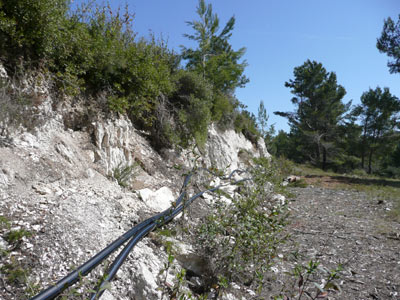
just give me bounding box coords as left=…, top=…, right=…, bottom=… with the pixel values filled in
left=0, top=71, right=272, bottom=300
left=204, top=124, right=270, bottom=172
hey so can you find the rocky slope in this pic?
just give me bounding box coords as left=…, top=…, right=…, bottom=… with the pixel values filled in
left=0, top=66, right=271, bottom=300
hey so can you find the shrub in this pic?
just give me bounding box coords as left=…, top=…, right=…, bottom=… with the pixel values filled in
left=196, top=158, right=288, bottom=291
left=211, top=92, right=235, bottom=122
left=150, top=70, right=214, bottom=149
left=0, top=0, right=69, bottom=68
left=233, top=110, right=260, bottom=144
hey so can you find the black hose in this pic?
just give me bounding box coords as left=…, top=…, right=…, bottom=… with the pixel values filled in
left=30, top=175, right=192, bottom=300
left=89, top=175, right=252, bottom=300
left=89, top=222, right=157, bottom=300
left=30, top=168, right=251, bottom=300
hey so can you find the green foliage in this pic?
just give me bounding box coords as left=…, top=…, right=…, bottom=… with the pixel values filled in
left=258, top=100, right=276, bottom=152
left=4, top=229, right=32, bottom=244
left=0, top=0, right=262, bottom=152
left=234, top=110, right=260, bottom=144
left=275, top=60, right=350, bottom=170
left=275, top=260, right=342, bottom=299
left=173, top=70, right=212, bottom=148
left=0, top=0, right=178, bottom=130
left=377, top=14, right=400, bottom=74
left=181, top=0, right=248, bottom=94
left=197, top=158, right=288, bottom=290
left=352, top=86, right=400, bottom=173
left=151, top=70, right=214, bottom=149
left=110, top=163, right=137, bottom=188
left=270, top=130, right=292, bottom=158
left=211, top=92, right=234, bottom=122
left=0, top=0, right=69, bottom=67
left=1, top=257, right=30, bottom=285
left=0, top=215, right=10, bottom=229
left=257, top=100, right=269, bottom=137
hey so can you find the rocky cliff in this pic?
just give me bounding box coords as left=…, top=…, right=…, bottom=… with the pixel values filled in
left=0, top=67, right=277, bottom=300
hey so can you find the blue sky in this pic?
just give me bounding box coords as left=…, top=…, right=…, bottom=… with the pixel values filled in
left=95, top=0, right=399, bottom=132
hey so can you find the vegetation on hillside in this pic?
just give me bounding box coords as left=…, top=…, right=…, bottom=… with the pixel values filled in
left=0, top=0, right=260, bottom=150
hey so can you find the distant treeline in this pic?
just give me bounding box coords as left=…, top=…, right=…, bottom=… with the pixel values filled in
left=269, top=14, right=400, bottom=176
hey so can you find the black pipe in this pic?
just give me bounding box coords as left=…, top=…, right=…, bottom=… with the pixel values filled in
left=89, top=222, right=157, bottom=300
left=30, top=169, right=251, bottom=300
left=89, top=175, right=252, bottom=299
left=30, top=175, right=192, bottom=300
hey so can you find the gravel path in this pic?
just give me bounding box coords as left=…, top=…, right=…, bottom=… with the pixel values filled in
left=264, top=186, right=400, bottom=299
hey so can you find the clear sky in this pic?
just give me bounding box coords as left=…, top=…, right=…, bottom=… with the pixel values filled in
left=92, top=0, right=399, bottom=132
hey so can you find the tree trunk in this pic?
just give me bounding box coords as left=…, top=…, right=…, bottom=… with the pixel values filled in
left=368, top=148, right=373, bottom=174
left=322, top=147, right=327, bottom=170
left=361, top=145, right=365, bottom=169
left=315, top=143, right=320, bottom=167
left=361, top=121, right=369, bottom=170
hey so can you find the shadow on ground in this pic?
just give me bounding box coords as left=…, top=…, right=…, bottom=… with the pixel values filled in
left=304, top=174, right=400, bottom=188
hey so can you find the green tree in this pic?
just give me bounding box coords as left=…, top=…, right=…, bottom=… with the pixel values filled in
left=275, top=60, right=350, bottom=169
left=181, top=0, right=248, bottom=94
left=377, top=15, right=400, bottom=74
left=271, top=130, right=292, bottom=158
left=257, top=100, right=269, bottom=137
left=257, top=100, right=275, bottom=152
left=352, top=87, right=400, bottom=173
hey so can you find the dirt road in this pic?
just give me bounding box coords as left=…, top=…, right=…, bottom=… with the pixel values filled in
left=263, top=185, right=400, bottom=299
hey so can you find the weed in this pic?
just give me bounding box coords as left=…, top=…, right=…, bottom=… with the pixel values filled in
left=289, top=179, right=308, bottom=188
left=274, top=260, right=342, bottom=299
left=1, top=257, right=30, bottom=285
left=158, top=228, right=177, bottom=238
left=158, top=241, right=203, bottom=300
left=110, top=162, right=138, bottom=188
left=0, top=215, right=11, bottom=229
left=4, top=229, right=32, bottom=244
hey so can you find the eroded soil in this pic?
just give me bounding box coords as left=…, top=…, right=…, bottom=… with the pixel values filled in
left=263, top=178, right=400, bottom=299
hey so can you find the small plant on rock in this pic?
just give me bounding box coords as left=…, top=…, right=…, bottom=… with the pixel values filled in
left=110, top=162, right=138, bottom=188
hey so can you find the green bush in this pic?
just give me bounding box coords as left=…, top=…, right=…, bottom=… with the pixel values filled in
left=150, top=70, right=213, bottom=149
left=197, top=158, right=288, bottom=290
left=0, top=0, right=69, bottom=68
left=211, top=92, right=234, bottom=122
left=233, top=110, right=260, bottom=144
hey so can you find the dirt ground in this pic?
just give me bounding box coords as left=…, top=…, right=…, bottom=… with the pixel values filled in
left=262, top=177, right=400, bottom=299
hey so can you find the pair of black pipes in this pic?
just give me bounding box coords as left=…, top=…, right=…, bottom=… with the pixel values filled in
left=30, top=169, right=249, bottom=300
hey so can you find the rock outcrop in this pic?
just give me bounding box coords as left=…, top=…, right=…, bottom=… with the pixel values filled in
left=0, top=68, right=273, bottom=300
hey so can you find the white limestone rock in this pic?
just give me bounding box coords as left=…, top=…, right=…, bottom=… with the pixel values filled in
left=138, top=186, right=175, bottom=212
left=0, top=63, right=7, bottom=79
left=204, top=124, right=271, bottom=173
left=0, top=171, right=8, bottom=186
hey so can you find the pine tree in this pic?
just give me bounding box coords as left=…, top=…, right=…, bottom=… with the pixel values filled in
left=181, top=0, right=248, bottom=94
left=275, top=60, right=350, bottom=169
left=352, top=87, right=400, bottom=173
left=377, top=14, right=400, bottom=74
